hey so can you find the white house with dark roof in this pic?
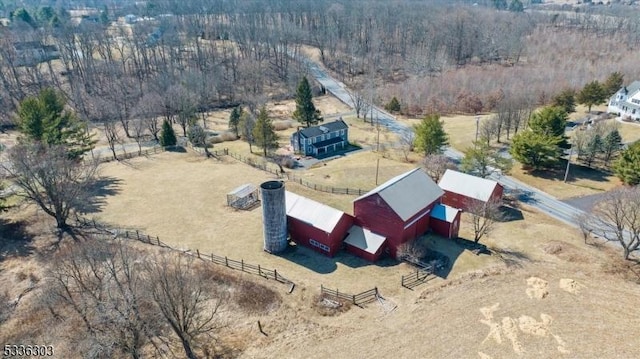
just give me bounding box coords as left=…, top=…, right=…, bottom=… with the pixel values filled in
left=608, top=81, right=640, bottom=121
left=290, top=119, right=349, bottom=157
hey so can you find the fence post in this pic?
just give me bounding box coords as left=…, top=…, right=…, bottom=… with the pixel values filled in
left=274, top=269, right=278, bottom=281
left=93, top=219, right=96, bottom=227
left=314, top=184, right=316, bottom=190
left=147, top=235, right=151, bottom=243
left=331, top=188, right=334, bottom=194
left=136, top=230, right=140, bottom=240
left=225, top=256, right=229, bottom=267
left=125, top=231, right=129, bottom=238
left=258, top=264, right=261, bottom=276
left=241, top=259, right=244, bottom=272
left=347, top=188, right=349, bottom=195
left=197, top=249, right=200, bottom=259
left=352, top=294, right=356, bottom=304
left=157, top=236, right=160, bottom=245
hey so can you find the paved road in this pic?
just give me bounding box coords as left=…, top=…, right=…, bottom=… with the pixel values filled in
left=302, top=56, right=588, bottom=227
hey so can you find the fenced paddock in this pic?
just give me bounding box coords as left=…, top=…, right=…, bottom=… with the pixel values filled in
left=320, top=285, right=379, bottom=307
left=75, top=217, right=295, bottom=290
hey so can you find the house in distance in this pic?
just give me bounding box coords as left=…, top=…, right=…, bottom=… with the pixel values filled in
left=290, top=119, right=349, bottom=157
left=607, top=81, right=640, bottom=121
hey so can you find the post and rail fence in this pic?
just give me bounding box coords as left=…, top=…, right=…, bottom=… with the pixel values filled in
left=75, top=217, right=295, bottom=290
left=401, top=266, right=434, bottom=290
left=320, top=285, right=379, bottom=307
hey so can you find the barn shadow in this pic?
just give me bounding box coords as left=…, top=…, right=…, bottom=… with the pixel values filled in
left=530, top=160, right=610, bottom=183
left=499, top=205, right=524, bottom=222
left=420, top=235, right=481, bottom=279
left=77, top=177, right=123, bottom=214
left=278, top=244, right=338, bottom=274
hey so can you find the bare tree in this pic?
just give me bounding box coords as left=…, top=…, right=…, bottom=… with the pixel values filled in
left=479, top=116, right=500, bottom=146
left=590, top=187, right=640, bottom=260
left=131, top=118, right=148, bottom=155
left=2, top=144, right=98, bottom=229
left=348, top=90, right=367, bottom=119
left=103, top=120, right=120, bottom=160
left=398, top=130, right=416, bottom=162
left=45, top=240, right=166, bottom=358
left=421, top=154, right=456, bottom=182
left=466, top=198, right=504, bottom=243
left=396, top=240, right=428, bottom=262
left=145, top=254, right=226, bottom=359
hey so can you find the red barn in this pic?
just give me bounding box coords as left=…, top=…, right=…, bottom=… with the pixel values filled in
left=430, top=203, right=462, bottom=239
left=438, top=170, right=504, bottom=212
left=353, top=168, right=444, bottom=258
left=343, top=225, right=387, bottom=262
left=285, top=191, right=353, bottom=257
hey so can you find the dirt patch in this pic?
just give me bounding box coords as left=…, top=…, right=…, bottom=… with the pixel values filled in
left=525, top=277, right=549, bottom=300
left=558, top=278, right=585, bottom=295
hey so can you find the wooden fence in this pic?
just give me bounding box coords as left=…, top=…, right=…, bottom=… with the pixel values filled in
left=92, top=145, right=166, bottom=164
left=401, top=267, right=433, bottom=290
left=320, top=285, right=379, bottom=307
left=75, top=217, right=294, bottom=289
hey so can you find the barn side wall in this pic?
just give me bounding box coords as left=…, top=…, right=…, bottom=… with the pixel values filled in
left=288, top=217, right=339, bottom=256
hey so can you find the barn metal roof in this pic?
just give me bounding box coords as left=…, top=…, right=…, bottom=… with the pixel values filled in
left=430, top=203, right=461, bottom=222
left=228, top=183, right=257, bottom=198
left=354, top=168, right=444, bottom=222
left=285, top=191, right=345, bottom=233
left=438, top=169, right=500, bottom=202
left=344, top=225, right=387, bottom=255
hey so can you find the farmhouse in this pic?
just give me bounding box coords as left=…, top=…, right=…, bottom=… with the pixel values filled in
left=353, top=168, right=444, bottom=258
left=608, top=81, right=640, bottom=121
left=438, top=170, right=503, bottom=212
left=290, top=119, right=349, bottom=157
left=285, top=191, right=354, bottom=257
left=430, top=204, right=462, bottom=239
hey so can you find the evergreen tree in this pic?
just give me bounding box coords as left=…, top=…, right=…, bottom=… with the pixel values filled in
left=229, top=106, right=241, bottom=137
left=239, top=111, right=256, bottom=153
left=461, top=141, right=513, bottom=178
left=17, top=88, right=95, bottom=159
left=160, top=120, right=177, bottom=147
left=613, top=141, right=640, bottom=185
left=604, top=72, right=624, bottom=97
left=552, top=89, right=576, bottom=114
left=528, top=106, right=568, bottom=148
left=493, top=0, right=508, bottom=10
left=413, top=114, right=449, bottom=156
left=10, top=8, right=36, bottom=27
left=577, top=80, right=607, bottom=112
left=509, top=0, right=524, bottom=12
left=602, top=128, right=623, bottom=166
left=252, top=106, right=278, bottom=157
left=583, top=133, right=602, bottom=168
left=385, top=97, right=401, bottom=113
left=509, top=130, right=562, bottom=170
left=293, top=77, right=322, bottom=127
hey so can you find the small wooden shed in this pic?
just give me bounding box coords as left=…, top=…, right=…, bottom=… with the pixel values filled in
left=430, top=203, right=462, bottom=239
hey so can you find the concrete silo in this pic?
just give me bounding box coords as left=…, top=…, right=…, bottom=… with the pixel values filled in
left=260, top=181, right=288, bottom=253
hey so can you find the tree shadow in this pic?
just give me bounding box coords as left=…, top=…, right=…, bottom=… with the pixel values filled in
left=419, top=235, right=468, bottom=279
left=78, top=177, right=123, bottom=214
left=499, top=205, right=524, bottom=222
left=528, top=161, right=610, bottom=184
left=0, top=218, right=36, bottom=261
left=489, top=247, right=532, bottom=268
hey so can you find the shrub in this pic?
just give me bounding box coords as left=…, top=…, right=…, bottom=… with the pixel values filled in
left=272, top=120, right=293, bottom=131
left=160, top=120, right=177, bottom=147
left=384, top=96, right=401, bottom=113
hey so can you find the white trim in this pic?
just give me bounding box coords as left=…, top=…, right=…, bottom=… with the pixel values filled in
left=404, top=208, right=431, bottom=229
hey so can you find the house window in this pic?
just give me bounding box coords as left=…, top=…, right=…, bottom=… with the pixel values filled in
left=340, top=129, right=345, bottom=136
left=309, top=239, right=330, bottom=252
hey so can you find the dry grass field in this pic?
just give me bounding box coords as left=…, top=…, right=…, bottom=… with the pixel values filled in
left=3, top=148, right=640, bottom=358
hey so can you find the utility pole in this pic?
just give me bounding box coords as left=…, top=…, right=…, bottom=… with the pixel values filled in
left=563, top=145, right=573, bottom=183
left=475, top=115, right=480, bottom=144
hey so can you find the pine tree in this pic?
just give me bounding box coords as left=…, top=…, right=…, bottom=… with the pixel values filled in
left=584, top=133, right=602, bottom=168
left=461, top=141, right=513, bottom=178
left=413, top=114, right=449, bottom=156
left=229, top=106, right=241, bottom=137
left=613, top=141, right=640, bottom=185
left=509, top=130, right=562, bottom=170
left=160, top=120, right=177, bottom=147
left=604, top=72, right=624, bottom=97
left=17, top=88, right=95, bottom=159
left=528, top=106, right=569, bottom=148
left=577, top=80, right=606, bottom=113
left=293, top=77, right=322, bottom=127
left=552, top=89, right=576, bottom=114
left=252, top=106, right=278, bottom=157
left=385, top=97, right=401, bottom=113
left=602, top=128, right=623, bottom=166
